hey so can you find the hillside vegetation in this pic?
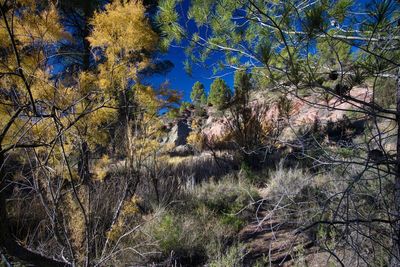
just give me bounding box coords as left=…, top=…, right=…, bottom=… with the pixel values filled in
left=1, top=0, right=400, bottom=266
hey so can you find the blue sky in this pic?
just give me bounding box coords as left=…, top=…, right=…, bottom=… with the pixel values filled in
left=147, top=47, right=234, bottom=103
left=147, top=0, right=372, bottom=103
left=49, top=0, right=377, bottom=105
left=146, top=0, right=378, bottom=103
left=145, top=0, right=235, bottom=102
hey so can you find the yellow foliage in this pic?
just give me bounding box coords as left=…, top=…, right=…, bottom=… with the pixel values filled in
left=13, top=1, right=68, bottom=44
left=88, top=0, right=158, bottom=56
left=133, top=137, right=160, bottom=157
left=88, top=0, right=158, bottom=85
left=122, top=195, right=141, bottom=216
left=187, top=131, right=205, bottom=151
left=72, top=101, right=118, bottom=149
left=136, top=85, right=160, bottom=114
left=93, top=155, right=111, bottom=181
left=190, top=118, right=202, bottom=130
left=261, top=120, right=274, bottom=136
left=0, top=105, right=18, bottom=145
left=64, top=189, right=88, bottom=261
left=30, top=118, right=54, bottom=143
left=30, top=70, right=57, bottom=100
left=0, top=25, right=9, bottom=48
left=78, top=71, right=98, bottom=96
left=98, top=77, right=111, bottom=90
left=106, top=195, right=140, bottom=241
left=106, top=220, right=125, bottom=242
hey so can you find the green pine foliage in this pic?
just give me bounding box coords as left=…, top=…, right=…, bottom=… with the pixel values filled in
left=190, top=81, right=207, bottom=106
left=179, top=101, right=191, bottom=113
left=234, top=70, right=252, bottom=97
left=208, top=78, right=231, bottom=109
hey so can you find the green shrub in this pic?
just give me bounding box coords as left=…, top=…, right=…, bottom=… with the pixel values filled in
left=220, top=214, right=245, bottom=231
left=148, top=208, right=240, bottom=264
left=240, top=161, right=267, bottom=185
left=193, top=177, right=260, bottom=216
left=336, top=147, right=357, bottom=158
left=148, top=211, right=208, bottom=264
left=134, top=175, right=260, bottom=266
left=208, top=243, right=245, bottom=267
left=153, top=214, right=183, bottom=254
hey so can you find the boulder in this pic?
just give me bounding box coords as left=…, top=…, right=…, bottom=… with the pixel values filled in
left=162, top=119, right=191, bottom=146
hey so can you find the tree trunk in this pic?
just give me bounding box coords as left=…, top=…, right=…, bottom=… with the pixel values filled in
left=78, top=0, right=92, bottom=185
left=391, top=69, right=400, bottom=266
left=0, top=151, right=9, bottom=253
left=81, top=5, right=93, bottom=266
left=78, top=140, right=90, bottom=183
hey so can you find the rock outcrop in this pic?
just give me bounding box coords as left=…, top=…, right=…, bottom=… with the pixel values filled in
left=201, top=87, right=371, bottom=143
left=162, top=119, right=191, bottom=146
left=162, top=87, right=371, bottom=149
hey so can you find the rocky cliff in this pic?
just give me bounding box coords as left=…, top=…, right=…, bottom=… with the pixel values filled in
left=163, top=87, right=371, bottom=149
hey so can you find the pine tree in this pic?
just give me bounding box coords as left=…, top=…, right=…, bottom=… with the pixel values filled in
left=234, top=70, right=252, bottom=99
left=208, top=78, right=231, bottom=109
left=158, top=0, right=400, bottom=264
left=190, top=81, right=207, bottom=106
left=180, top=101, right=191, bottom=113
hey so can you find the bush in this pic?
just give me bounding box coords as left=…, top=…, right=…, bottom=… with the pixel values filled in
left=186, top=131, right=206, bottom=152
left=240, top=161, right=263, bottom=185
left=146, top=208, right=237, bottom=265
left=193, top=176, right=260, bottom=218
left=375, top=77, right=396, bottom=108
left=266, top=162, right=312, bottom=203
left=208, top=243, right=246, bottom=267
left=128, top=208, right=207, bottom=265
left=144, top=175, right=260, bottom=265
left=153, top=214, right=182, bottom=254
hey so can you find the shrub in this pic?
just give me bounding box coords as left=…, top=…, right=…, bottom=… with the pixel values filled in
left=208, top=243, right=246, bottom=267
left=193, top=177, right=260, bottom=216
left=240, top=161, right=264, bottom=185
left=375, top=77, right=396, bottom=108
left=265, top=162, right=313, bottom=205
left=148, top=211, right=208, bottom=265
left=219, top=213, right=245, bottom=231
left=187, top=131, right=206, bottom=152
left=152, top=214, right=185, bottom=255
left=118, top=174, right=260, bottom=266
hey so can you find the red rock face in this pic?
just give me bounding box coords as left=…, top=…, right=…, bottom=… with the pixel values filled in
left=202, top=117, right=231, bottom=142
left=285, top=86, right=371, bottom=127
left=201, top=87, right=371, bottom=142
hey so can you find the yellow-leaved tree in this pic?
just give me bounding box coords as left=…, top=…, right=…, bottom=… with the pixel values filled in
left=86, top=3, right=180, bottom=264
left=0, top=0, right=178, bottom=266
left=0, top=0, right=74, bottom=265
